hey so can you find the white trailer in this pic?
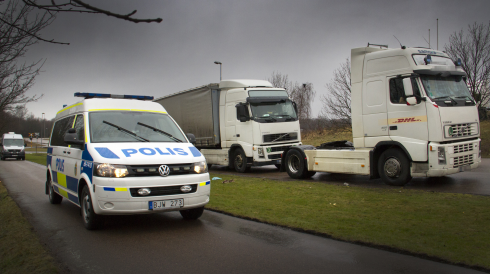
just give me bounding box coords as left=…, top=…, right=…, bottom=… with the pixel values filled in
left=282, top=46, right=481, bottom=186
left=155, top=79, right=302, bottom=172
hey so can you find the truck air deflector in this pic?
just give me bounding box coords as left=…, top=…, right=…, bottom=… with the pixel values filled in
left=246, top=96, right=289, bottom=104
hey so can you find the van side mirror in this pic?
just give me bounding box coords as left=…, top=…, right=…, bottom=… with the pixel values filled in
left=403, top=78, right=414, bottom=97
left=406, top=97, right=417, bottom=106
left=64, top=128, right=84, bottom=146
left=235, top=103, right=250, bottom=122
left=186, top=133, right=196, bottom=145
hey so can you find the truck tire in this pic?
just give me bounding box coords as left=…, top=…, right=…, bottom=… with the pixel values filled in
left=48, top=176, right=63, bottom=204
left=378, top=148, right=412, bottom=186
left=81, top=185, right=102, bottom=230
left=285, top=149, right=315, bottom=179
left=233, top=148, right=249, bottom=173
left=207, top=164, right=213, bottom=170
left=180, top=206, right=205, bottom=220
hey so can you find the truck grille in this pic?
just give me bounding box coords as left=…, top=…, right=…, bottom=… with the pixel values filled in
left=126, top=164, right=193, bottom=177
left=447, top=123, right=478, bottom=138
left=453, top=144, right=473, bottom=154
left=130, top=184, right=197, bottom=197
left=453, top=155, right=473, bottom=168
left=6, top=149, right=21, bottom=152
left=263, top=132, right=298, bottom=143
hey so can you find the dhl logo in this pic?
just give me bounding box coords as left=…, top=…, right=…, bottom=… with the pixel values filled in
left=387, top=115, right=427, bottom=125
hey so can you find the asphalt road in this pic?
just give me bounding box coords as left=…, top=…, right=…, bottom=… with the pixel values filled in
left=0, top=160, right=486, bottom=274
left=210, top=158, right=490, bottom=196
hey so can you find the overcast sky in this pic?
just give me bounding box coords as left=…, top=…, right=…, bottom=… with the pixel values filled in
left=22, top=0, right=490, bottom=120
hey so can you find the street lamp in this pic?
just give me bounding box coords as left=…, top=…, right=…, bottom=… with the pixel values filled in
left=214, top=61, right=222, bottom=81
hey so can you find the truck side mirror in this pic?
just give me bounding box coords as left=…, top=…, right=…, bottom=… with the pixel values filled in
left=236, top=103, right=250, bottom=122
left=64, top=128, right=84, bottom=146
left=402, top=78, right=414, bottom=97
left=406, top=97, right=417, bottom=106
left=186, top=133, right=196, bottom=145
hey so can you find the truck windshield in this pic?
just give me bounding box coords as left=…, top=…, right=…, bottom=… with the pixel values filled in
left=250, top=100, right=298, bottom=122
left=89, top=111, right=187, bottom=143
left=3, top=139, right=24, bottom=146
left=420, top=75, right=474, bottom=101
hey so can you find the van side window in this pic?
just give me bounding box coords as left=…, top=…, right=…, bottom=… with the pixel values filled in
left=72, top=115, right=85, bottom=149
left=389, top=78, right=421, bottom=104
left=50, top=116, right=75, bottom=147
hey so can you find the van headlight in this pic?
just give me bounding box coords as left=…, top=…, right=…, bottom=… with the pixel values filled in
left=94, top=163, right=129, bottom=178
left=191, top=161, right=208, bottom=174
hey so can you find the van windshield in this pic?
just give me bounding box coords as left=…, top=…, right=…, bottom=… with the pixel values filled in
left=89, top=111, right=187, bottom=143
left=3, top=139, right=24, bottom=146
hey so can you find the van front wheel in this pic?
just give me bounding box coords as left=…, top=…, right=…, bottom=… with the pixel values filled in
left=180, top=206, right=204, bottom=220
left=81, top=185, right=102, bottom=230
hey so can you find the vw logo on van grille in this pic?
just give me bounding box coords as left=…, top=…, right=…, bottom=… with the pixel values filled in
left=180, top=185, right=192, bottom=193
left=158, top=165, right=170, bottom=177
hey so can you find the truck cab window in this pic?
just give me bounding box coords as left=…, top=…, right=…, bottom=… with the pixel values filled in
left=389, top=78, right=421, bottom=104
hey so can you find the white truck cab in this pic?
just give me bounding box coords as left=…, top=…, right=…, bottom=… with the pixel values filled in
left=1, top=132, right=26, bottom=160
left=46, top=93, right=210, bottom=229
left=283, top=46, right=481, bottom=186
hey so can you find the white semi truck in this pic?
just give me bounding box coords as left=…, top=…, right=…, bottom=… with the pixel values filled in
left=282, top=45, right=481, bottom=186
left=154, top=79, right=302, bottom=172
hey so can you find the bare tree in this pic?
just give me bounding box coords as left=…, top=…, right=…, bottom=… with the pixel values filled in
left=268, top=72, right=316, bottom=120
left=320, top=58, right=351, bottom=128
left=444, top=22, right=490, bottom=109
left=290, top=82, right=315, bottom=120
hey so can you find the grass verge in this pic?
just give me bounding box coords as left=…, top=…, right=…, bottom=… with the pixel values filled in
left=207, top=173, right=490, bottom=270
left=26, top=153, right=47, bottom=166
left=0, top=181, right=58, bottom=274
left=480, top=120, right=490, bottom=158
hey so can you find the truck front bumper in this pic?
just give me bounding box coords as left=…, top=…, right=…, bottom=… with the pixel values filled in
left=252, top=142, right=301, bottom=166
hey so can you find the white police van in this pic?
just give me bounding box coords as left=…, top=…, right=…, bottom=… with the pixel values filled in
left=46, top=93, right=210, bottom=229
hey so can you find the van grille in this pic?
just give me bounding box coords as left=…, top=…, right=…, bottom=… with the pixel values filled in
left=263, top=132, right=298, bottom=143
left=453, top=155, right=473, bottom=168
left=130, top=184, right=197, bottom=197
left=453, top=144, right=473, bottom=154
left=126, top=164, right=193, bottom=177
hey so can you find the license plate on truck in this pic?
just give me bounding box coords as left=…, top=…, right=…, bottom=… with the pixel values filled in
left=149, top=199, right=184, bottom=210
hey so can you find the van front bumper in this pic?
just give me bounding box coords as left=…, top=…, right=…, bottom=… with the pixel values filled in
left=91, top=174, right=211, bottom=215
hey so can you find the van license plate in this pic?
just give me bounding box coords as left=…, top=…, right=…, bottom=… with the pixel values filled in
left=149, top=199, right=184, bottom=210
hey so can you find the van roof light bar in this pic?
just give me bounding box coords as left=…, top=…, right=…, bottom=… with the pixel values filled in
left=74, top=92, right=154, bottom=100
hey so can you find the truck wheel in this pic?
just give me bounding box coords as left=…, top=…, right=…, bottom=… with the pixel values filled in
left=285, top=149, right=309, bottom=179
left=180, top=206, right=205, bottom=220
left=48, top=177, right=63, bottom=204
left=81, top=185, right=102, bottom=230
left=233, top=148, right=249, bottom=173
left=207, top=164, right=213, bottom=170
left=378, top=148, right=412, bottom=186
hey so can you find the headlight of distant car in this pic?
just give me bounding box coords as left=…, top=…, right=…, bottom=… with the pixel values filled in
left=94, top=163, right=129, bottom=178
left=191, top=161, right=208, bottom=174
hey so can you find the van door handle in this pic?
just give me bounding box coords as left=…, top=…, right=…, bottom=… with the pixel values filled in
left=390, top=126, right=397, bottom=130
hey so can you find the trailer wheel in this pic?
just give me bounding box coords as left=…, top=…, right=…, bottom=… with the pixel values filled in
left=285, top=149, right=312, bottom=179
left=378, top=148, right=411, bottom=186
left=233, top=148, right=249, bottom=173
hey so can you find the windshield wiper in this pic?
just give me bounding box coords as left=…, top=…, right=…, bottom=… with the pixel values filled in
left=136, top=122, right=182, bottom=143
left=433, top=96, right=457, bottom=105
left=273, top=114, right=295, bottom=121
left=103, top=121, right=149, bottom=142
left=454, top=96, right=474, bottom=101
left=255, top=116, right=276, bottom=122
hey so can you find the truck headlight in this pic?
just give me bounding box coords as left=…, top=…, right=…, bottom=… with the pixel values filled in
left=437, top=147, right=446, bottom=165
left=191, top=161, right=208, bottom=174
left=258, top=147, right=264, bottom=156
left=94, top=163, right=129, bottom=178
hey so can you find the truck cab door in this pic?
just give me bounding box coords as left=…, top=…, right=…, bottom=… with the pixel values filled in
left=387, top=77, right=428, bottom=160
left=225, top=102, right=237, bottom=142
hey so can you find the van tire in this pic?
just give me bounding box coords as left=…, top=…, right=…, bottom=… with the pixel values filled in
left=48, top=177, right=63, bottom=204
left=180, top=206, right=204, bottom=220
left=233, top=148, right=249, bottom=173
left=81, top=185, right=102, bottom=230
left=378, top=148, right=412, bottom=186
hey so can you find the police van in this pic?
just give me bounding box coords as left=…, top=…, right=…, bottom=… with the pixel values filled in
left=46, top=93, right=210, bottom=229
left=1, top=132, right=26, bottom=160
